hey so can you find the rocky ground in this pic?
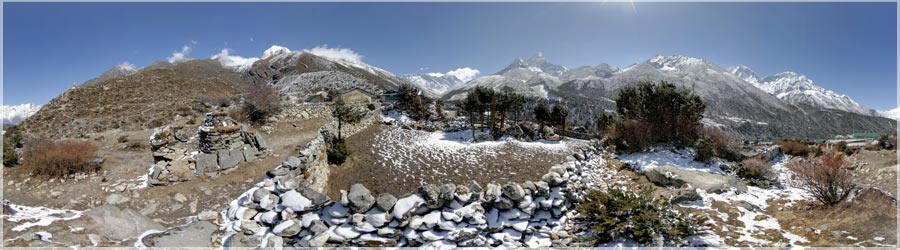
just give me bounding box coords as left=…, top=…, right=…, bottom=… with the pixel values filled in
left=2, top=117, right=327, bottom=247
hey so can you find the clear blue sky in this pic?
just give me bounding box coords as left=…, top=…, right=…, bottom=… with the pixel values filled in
left=3, top=2, right=897, bottom=110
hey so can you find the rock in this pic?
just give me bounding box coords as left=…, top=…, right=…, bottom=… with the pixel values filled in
left=275, top=177, right=299, bottom=192
left=79, top=205, right=165, bottom=241
left=533, top=181, right=550, bottom=198
left=440, top=184, right=456, bottom=202
left=392, top=194, right=425, bottom=220
left=644, top=166, right=748, bottom=193
left=242, top=147, right=259, bottom=162
left=254, top=133, right=269, bottom=150
left=455, top=184, right=472, bottom=203
left=365, top=211, right=390, bottom=227
left=520, top=181, right=536, bottom=195
left=251, top=188, right=271, bottom=203
left=309, top=233, right=329, bottom=247
left=217, top=149, right=244, bottom=169
left=671, top=188, right=701, bottom=204
left=573, top=153, right=585, bottom=161
left=423, top=210, right=443, bottom=228
left=273, top=219, right=302, bottom=237
left=197, top=210, right=218, bottom=221
left=280, top=190, right=312, bottom=213
left=348, top=184, right=376, bottom=213
left=297, top=185, right=330, bottom=209
left=484, top=184, right=502, bottom=202
left=466, top=180, right=483, bottom=202
left=105, top=194, right=129, bottom=205
left=282, top=156, right=305, bottom=170
left=420, top=184, right=444, bottom=209
left=141, top=220, right=217, bottom=247
left=375, top=193, right=398, bottom=212
left=525, top=234, right=552, bottom=247
left=310, top=220, right=329, bottom=235
left=494, top=197, right=514, bottom=210
left=502, top=183, right=526, bottom=202
left=224, top=232, right=261, bottom=248
left=173, top=193, right=188, bottom=203
left=542, top=172, right=564, bottom=186
left=195, top=153, right=218, bottom=174
left=267, top=167, right=291, bottom=177
left=422, top=230, right=448, bottom=241
left=335, top=224, right=361, bottom=239
left=259, top=193, right=280, bottom=211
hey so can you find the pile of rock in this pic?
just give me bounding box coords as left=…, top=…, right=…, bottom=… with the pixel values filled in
left=148, top=113, right=268, bottom=185
left=219, top=144, right=611, bottom=248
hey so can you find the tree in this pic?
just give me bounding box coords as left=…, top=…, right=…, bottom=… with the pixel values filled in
left=595, top=112, right=614, bottom=135
left=613, top=81, right=706, bottom=149
left=332, top=99, right=365, bottom=141
left=461, top=93, right=481, bottom=141
left=534, top=103, right=550, bottom=133
left=551, top=104, right=569, bottom=130
left=397, top=83, right=419, bottom=109
left=472, top=86, right=496, bottom=133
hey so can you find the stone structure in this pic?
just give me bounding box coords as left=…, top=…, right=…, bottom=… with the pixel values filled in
left=148, top=113, right=268, bottom=185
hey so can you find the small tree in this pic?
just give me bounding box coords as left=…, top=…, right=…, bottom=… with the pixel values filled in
left=534, top=103, right=550, bottom=134
left=790, top=152, right=854, bottom=205
left=3, top=143, right=19, bottom=166
left=550, top=104, right=569, bottom=130
left=332, top=99, right=365, bottom=141
left=242, top=83, right=282, bottom=124
left=595, top=112, right=614, bottom=135
left=611, top=81, right=705, bottom=150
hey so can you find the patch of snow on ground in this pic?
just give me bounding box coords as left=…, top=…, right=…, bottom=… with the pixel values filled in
left=2, top=202, right=84, bottom=232
left=678, top=155, right=810, bottom=246
left=617, top=147, right=729, bottom=174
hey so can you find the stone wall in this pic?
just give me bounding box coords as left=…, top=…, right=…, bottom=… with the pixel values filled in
left=216, top=131, right=610, bottom=248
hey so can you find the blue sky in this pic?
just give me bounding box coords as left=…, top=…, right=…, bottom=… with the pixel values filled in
left=3, top=2, right=897, bottom=110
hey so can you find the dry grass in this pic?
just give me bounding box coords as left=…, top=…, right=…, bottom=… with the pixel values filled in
left=778, top=140, right=812, bottom=156
left=22, top=139, right=100, bottom=178
left=737, top=158, right=774, bottom=181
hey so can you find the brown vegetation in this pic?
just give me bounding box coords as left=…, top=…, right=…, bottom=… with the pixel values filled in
left=777, top=140, right=812, bottom=156
left=789, top=152, right=853, bottom=205
left=695, top=127, right=742, bottom=162
left=240, top=83, right=282, bottom=124
left=736, top=158, right=774, bottom=185
left=22, top=139, right=100, bottom=178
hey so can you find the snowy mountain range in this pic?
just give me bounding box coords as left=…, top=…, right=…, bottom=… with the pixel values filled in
left=1, top=103, right=41, bottom=127
left=726, top=65, right=875, bottom=116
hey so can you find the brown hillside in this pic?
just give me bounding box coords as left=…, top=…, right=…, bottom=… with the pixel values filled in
left=246, top=52, right=401, bottom=90
left=10, top=60, right=247, bottom=139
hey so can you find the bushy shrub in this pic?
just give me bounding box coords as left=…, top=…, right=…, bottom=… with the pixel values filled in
left=789, top=152, right=853, bottom=205
left=241, top=83, right=282, bottom=124
left=694, top=127, right=742, bottom=162
left=577, top=187, right=707, bottom=246
left=327, top=139, right=351, bottom=165
left=778, top=140, right=811, bottom=156
left=3, top=144, right=19, bottom=166
left=117, top=135, right=129, bottom=143
left=833, top=141, right=847, bottom=154
left=22, top=139, right=100, bottom=178
left=736, top=158, right=775, bottom=186
left=608, top=81, right=705, bottom=152
left=606, top=119, right=653, bottom=152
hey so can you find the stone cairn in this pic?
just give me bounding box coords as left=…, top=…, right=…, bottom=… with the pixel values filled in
left=217, top=140, right=611, bottom=248
left=148, top=113, right=268, bottom=185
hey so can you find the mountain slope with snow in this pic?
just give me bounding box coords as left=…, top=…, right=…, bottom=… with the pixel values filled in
left=726, top=66, right=874, bottom=115
left=81, top=62, right=139, bottom=86
left=443, top=53, right=568, bottom=100
left=1, top=103, right=41, bottom=126
left=879, top=107, right=900, bottom=120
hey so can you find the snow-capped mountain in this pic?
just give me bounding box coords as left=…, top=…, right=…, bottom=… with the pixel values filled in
left=444, top=53, right=568, bottom=100
left=726, top=65, right=874, bottom=115
left=1, top=103, right=41, bottom=126
left=81, top=62, right=139, bottom=86
left=403, top=73, right=465, bottom=98
left=878, top=107, right=900, bottom=120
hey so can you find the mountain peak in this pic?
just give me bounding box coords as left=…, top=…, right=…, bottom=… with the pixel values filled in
left=647, top=54, right=715, bottom=72
left=263, top=45, right=292, bottom=58
left=728, top=64, right=760, bottom=84
left=497, top=53, right=567, bottom=77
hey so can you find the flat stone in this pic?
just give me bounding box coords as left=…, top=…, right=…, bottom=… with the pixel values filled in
left=644, top=166, right=748, bottom=193
left=484, top=184, right=502, bottom=202
left=217, top=149, right=244, bottom=169
left=297, top=185, right=330, bottom=209
left=375, top=193, right=397, bottom=212
left=195, top=153, right=218, bottom=174
left=273, top=219, right=302, bottom=237
left=348, top=184, right=376, bottom=213
left=280, top=190, right=312, bottom=213
left=420, top=184, right=444, bottom=209
left=106, top=194, right=129, bottom=205
left=392, top=194, right=425, bottom=220
left=466, top=180, right=483, bottom=202
left=502, top=183, right=526, bottom=202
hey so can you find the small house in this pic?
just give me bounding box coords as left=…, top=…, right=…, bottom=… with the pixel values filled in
left=340, top=88, right=374, bottom=103
left=382, top=89, right=400, bottom=103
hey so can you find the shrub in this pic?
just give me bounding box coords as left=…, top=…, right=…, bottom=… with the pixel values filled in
left=326, top=139, right=351, bottom=165
left=241, top=83, right=282, bottom=124
left=577, top=187, right=707, bottom=246
left=3, top=144, right=19, bottom=166
left=778, top=140, right=811, bottom=156
left=117, top=135, right=129, bottom=143
left=126, top=142, right=145, bottom=151
left=609, top=81, right=705, bottom=151
left=789, top=152, right=853, bottom=205
left=366, top=103, right=377, bottom=111
left=736, top=158, right=775, bottom=186
left=22, top=139, right=100, bottom=178
left=606, top=119, right=653, bottom=152
left=694, top=127, right=742, bottom=162
left=833, top=141, right=847, bottom=154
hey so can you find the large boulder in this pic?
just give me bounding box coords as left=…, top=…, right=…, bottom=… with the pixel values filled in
left=348, top=184, right=376, bottom=213
left=419, top=184, right=444, bottom=209
left=376, top=193, right=398, bottom=212
left=644, top=166, right=748, bottom=194
left=217, top=149, right=244, bottom=169
left=195, top=153, right=218, bottom=175
left=78, top=205, right=165, bottom=241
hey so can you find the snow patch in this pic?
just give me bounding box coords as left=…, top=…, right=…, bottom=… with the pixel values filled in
left=2, top=203, right=84, bottom=232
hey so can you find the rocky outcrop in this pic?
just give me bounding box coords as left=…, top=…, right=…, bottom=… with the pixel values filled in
left=148, top=113, right=268, bottom=185
left=644, top=166, right=748, bottom=194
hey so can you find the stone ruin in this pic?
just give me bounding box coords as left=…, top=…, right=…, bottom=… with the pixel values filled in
left=149, top=112, right=268, bottom=185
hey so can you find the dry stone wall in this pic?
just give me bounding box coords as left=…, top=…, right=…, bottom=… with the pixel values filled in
left=216, top=111, right=612, bottom=248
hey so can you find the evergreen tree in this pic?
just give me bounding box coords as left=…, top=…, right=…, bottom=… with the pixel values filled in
left=332, top=99, right=365, bottom=141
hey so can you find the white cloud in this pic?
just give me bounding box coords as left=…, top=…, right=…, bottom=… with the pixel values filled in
left=303, top=45, right=362, bottom=64
left=0, top=103, right=41, bottom=126
left=116, top=61, right=138, bottom=72
left=879, top=107, right=900, bottom=120
left=444, top=67, right=480, bottom=82
left=419, top=67, right=430, bottom=71
left=250, top=37, right=255, bottom=42
left=190, top=40, right=198, bottom=45
left=211, top=48, right=259, bottom=72
left=427, top=72, right=445, bottom=78
left=167, top=45, right=193, bottom=64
